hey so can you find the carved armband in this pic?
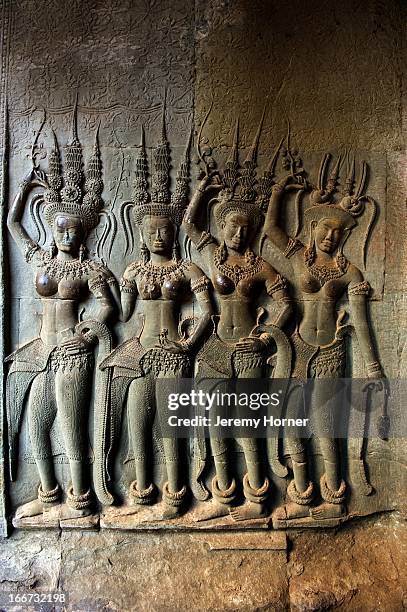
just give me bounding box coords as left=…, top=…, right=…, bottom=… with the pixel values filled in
left=272, top=183, right=285, bottom=194
left=182, top=336, right=195, bottom=351
left=82, top=330, right=98, bottom=345
left=348, top=280, right=371, bottom=296
left=196, top=231, right=216, bottom=253
left=259, top=333, right=274, bottom=349
left=88, top=274, right=107, bottom=292
left=191, top=275, right=211, bottom=294
left=23, top=238, right=40, bottom=263
left=266, top=274, right=287, bottom=297
left=119, top=277, right=137, bottom=294
left=283, top=237, right=303, bottom=259
left=366, top=361, right=382, bottom=376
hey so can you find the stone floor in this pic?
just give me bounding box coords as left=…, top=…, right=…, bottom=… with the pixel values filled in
left=0, top=512, right=406, bottom=611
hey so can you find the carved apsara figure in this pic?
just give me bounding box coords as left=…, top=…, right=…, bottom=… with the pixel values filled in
left=264, top=148, right=385, bottom=526
left=6, top=110, right=118, bottom=521
left=182, top=117, right=293, bottom=521
left=101, top=115, right=212, bottom=519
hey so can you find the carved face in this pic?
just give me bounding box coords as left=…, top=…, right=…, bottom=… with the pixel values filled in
left=315, top=218, right=344, bottom=254
left=222, top=211, right=250, bottom=253
left=53, top=215, right=83, bottom=254
left=142, top=216, right=174, bottom=255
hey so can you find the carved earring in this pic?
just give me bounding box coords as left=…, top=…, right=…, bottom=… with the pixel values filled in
left=336, top=229, right=350, bottom=272
left=140, top=241, right=149, bottom=264
left=245, top=248, right=255, bottom=265
left=219, top=241, right=228, bottom=264
left=79, top=244, right=87, bottom=262
left=172, top=235, right=180, bottom=262
left=139, top=229, right=149, bottom=263
left=172, top=242, right=180, bottom=261
left=49, top=239, right=57, bottom=258
left=304, top=222, right=316, bottom=266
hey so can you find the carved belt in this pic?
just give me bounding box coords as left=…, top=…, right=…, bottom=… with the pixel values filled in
left=291, top=330, right=345, bottom=379
left=100, top=337, right=191, bottom=378
left=5, top=337, right=54, bottom=374
left=49, top=346, right=93, bottom=373
left=197, top=334, right=265, bottom=377
left=310, top=341, right=346, bottom=378
left=140, top=348, right=191, bottom=377
left=5, top=337, right=94, bottom=374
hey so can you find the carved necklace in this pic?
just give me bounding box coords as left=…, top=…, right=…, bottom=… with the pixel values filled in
left=304, top=247, right=348, bottom=285
left=39, top=252, right=93, bottom=281
left=213, top=246, right=263, bottom=285
left=136, top=259, right=188, bottom=285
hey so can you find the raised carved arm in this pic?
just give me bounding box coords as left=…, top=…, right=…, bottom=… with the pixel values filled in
left=183, top=267, right=213, bottom=349
left=263, top=178, right=292, bottom=252
left=264, top=266, right=293, bottom=329
left=7, top=170, right=47, bottom=260
left=264, top=175, right=306, bottom=253
left=88, top=274, right=117, bottom=326
left=118, top=265, right=138, bottom=323
left=182, top=174, right=221, bottom=246
left=348, top=271, right=384, bottom=378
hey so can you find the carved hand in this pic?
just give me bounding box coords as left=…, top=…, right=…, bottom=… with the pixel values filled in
left=198, top=172, right=222, bottom=193
left=309, top=187, right=332, bottom=204
left=283, top=174, right=307, bottom=192
left=155, top=339, right=189, bottom=354
left=20, top=168, right=48, bottom=191
left=235, top=337, right=265, bottom=354
left=59, top=334, right=93, bottom=355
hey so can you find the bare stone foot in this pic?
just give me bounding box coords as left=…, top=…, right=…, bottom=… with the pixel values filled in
left=230, top=502, right=267, bottom=522
left=104, top=504, right=145, bottom=518
left=144, top=501, right=183, bottom=522
left=15, top=498, right=47, bottom=519
left=127, top=500, right=151, bottom=514
left=45, top=503, right=92, bottom=520
left=191, top=500, right=230, bottom=522
left=310, top=502, right=345, bottom=520
left=273, top=502, right=310, bottom=521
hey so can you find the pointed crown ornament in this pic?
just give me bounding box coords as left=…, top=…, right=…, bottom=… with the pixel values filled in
left=132, top=101, right=193, bottom=227
left=41, top=100, right=104, bottom=234
left=292, top=144, right=376, bottom=267
left=213, top=107, right=282, bottom=229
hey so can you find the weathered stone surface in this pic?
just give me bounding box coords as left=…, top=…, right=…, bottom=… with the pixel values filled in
left=0, top=0, right=405, bottom=607
left=0, top=513, right=405, bottom=611
left=195, top=0, right=404, bottom=153
left=288, top=513, right=407, bottom=612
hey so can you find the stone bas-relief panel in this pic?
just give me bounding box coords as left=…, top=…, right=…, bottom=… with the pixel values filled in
left=2, top=96, right=399, bottom=535
left=0, top=0, right=404, bottom=539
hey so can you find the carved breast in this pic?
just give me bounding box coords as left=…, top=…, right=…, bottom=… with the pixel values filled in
left=213, top=272, right=260, bottom=298
left=35, top=272, right=58, bottom=297
left=213, top=273, right=235, bottom=295
left=59, top=278, right=86, bottom=300
left=300, top=273, right=345, bottom=299
left=138, top=279, right=161, bottom=300
left=35, top=271, right=87, bottom=300
left=138, top=277, right=186, bottom=300
left=299, top=273, right=321, bottom=294
left=162, top=278, right=183, bottom=300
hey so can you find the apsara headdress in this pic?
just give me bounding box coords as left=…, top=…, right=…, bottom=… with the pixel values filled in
left=210, top=108, right=282, bottom=229
left=300, top=151, right=376, bottom=267
left=36, top=100, right=104, bottom=234
left=126, top=103, right=193, bottom=228
left=118, top=98, right=192, bottom=256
